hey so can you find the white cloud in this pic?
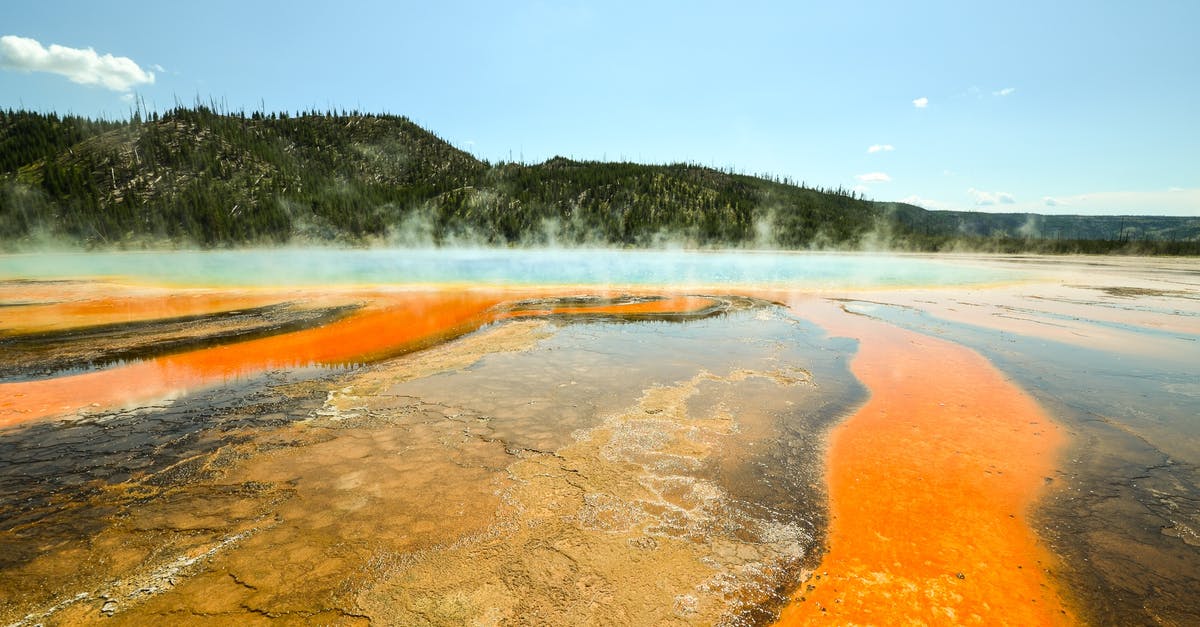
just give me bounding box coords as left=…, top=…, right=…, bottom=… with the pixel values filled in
left=0, top=35, right=154, bottom=92
left=151, top=63, right=165, bottom=73
left=856, top=172, right=892, bottom=183
left=1034, top=189, right=1200, bottom=216
left=968, top=188, right=1016, bottom=206
left=912, top=97, right=928, bottom=109
left=897, top=189, right=1200, bottom=216
left=993, top=87, right=1016, bottom=96
left=867, top=144, right=895, bottom=153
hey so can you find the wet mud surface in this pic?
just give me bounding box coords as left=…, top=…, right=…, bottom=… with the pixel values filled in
left=0, top=370, right=337, bottom=620
left=0, top=293, right=863, bottom=625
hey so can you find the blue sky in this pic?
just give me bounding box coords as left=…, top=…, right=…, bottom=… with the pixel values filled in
left=2, top=0, right=1197, bottom=216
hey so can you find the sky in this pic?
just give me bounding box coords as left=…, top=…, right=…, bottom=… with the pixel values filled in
left=1, top=0, right=1198, bottom=216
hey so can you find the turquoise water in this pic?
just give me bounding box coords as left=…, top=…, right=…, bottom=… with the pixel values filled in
left=0, top=249, right=1019, bottom=288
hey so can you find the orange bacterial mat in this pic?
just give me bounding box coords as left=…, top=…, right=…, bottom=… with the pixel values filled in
left=775, top=297, right=1075, bottom=626
left=0, top=288, right=722, bottom=428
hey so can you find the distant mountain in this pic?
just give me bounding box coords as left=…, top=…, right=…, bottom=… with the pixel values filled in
left=1, top=108, right=1196, bottom=253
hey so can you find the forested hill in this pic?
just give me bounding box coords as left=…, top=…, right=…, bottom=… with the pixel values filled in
left=1, top=107, right=1197, bottom=252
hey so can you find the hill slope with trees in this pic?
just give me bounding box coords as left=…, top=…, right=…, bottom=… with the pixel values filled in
left=2, top=107, right=1196, bottom=253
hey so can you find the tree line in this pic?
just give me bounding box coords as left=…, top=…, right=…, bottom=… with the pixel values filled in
left=1, top=107, right=1196, bottom=253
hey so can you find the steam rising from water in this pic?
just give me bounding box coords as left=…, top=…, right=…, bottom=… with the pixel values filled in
left=0, top=248, right=1019, bottom=288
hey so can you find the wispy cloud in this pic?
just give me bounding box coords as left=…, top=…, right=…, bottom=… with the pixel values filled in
left=857, top=172, right=892, bottom=183
left=973, top=189, right=1200, bottom=216
left=912, top=97, right=929, bottom=109
left=899, top=195, right=959, bottom=212
left=1041, top=189, right=1200, bottom=216
left=968, top=188, right=1016, bottom=206
left=993, top=87, right=1016, bottom=97
left=0, top=35, right=154, bottom=92
left=904, top=189, right=1200, bottom=216
left=867, top=144, right=895, bottom=154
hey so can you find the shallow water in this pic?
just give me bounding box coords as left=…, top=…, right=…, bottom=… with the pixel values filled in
left=0, top=250, right=1196, bottom=625
left=825, top=286, right=1200, bottom=624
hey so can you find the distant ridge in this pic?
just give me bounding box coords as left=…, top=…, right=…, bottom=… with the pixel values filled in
left=1, top=107, right=1196, bottom=253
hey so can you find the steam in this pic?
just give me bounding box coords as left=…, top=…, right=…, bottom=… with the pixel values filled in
left=0, top=35, right=155, bottom=92
left=0, top=248, right=1018, bottom=291
left=1016, top=214, right=1042, bottom=238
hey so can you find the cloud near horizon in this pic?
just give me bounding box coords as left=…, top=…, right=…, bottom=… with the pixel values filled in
left=867, top=144, right=895, bottom=153
left=856, top=172, right=892, bottom=183
left=901, top=188, right=1200, bottom=217
left=968, top=188, right=1016, bottom=206
left=993, top=87, right=1016, bottom=96
left=0, top=35, right=155, bottom=92
left=912, top=97, right=928, bottom=108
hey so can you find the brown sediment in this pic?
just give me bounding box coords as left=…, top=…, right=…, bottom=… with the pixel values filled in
left=1, top=297, right=829, bottom=625
left=504, top=294, right=722, bottom=319
left=775, top=297, right=1075, bottom=625
left=1082, top=285, right=1198, bottom=299
left=350, top=365, right=814, bottom=625
left=0, top=322, right=541, bottom=625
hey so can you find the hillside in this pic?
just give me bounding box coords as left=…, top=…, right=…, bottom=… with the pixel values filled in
left=1, top=108, right=1196, bottom=252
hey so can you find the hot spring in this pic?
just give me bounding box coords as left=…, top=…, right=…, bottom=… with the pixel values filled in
left=0, top=249, right=1196, bottom=625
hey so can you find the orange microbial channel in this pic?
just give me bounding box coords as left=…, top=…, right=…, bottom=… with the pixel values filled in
left=4, top=293, right=286, bottom=334
left=776, top=297, right=1075, bottom=626
left=0, top=288, right=719, bottom=429
left=0, top=289, right=506, bottom=427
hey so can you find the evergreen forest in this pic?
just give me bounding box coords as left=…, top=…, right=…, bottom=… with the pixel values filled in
left=2, top=107, right=1197, bottom=253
